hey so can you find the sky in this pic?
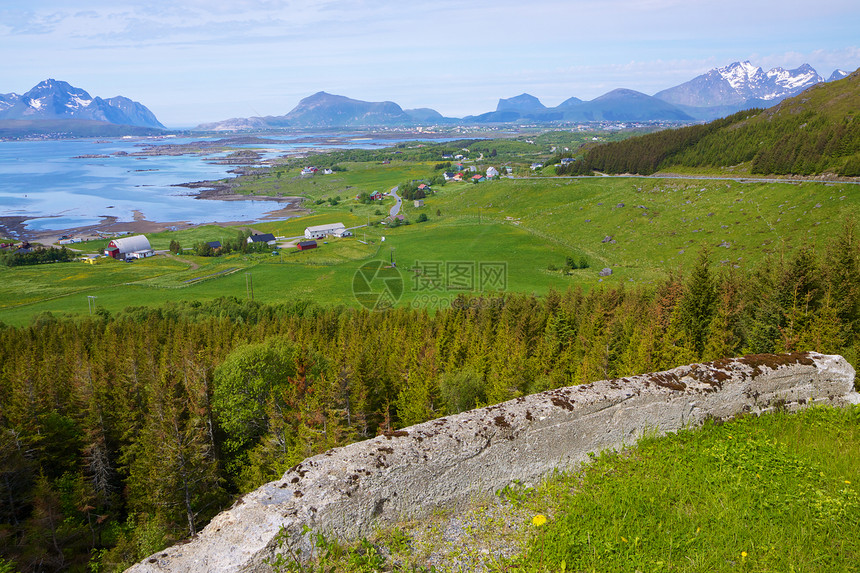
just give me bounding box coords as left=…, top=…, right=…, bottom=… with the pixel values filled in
left=1, top=0, right=859, bottom=127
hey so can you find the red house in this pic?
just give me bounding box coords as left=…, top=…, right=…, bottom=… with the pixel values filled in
left=296, top=240, right=318, bottom=251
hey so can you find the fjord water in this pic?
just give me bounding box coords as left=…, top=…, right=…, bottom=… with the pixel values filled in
left=0, top=135, right=387, bottom=232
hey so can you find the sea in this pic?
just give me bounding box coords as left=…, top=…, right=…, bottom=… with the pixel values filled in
left=0, top=133, right=427, bottom=233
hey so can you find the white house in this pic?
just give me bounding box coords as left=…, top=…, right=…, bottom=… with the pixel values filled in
left=486, top=166, right=499, bottom=178
left=247, top=233, right=277, bottom=246
left=305, top=223, right=348, bottom=239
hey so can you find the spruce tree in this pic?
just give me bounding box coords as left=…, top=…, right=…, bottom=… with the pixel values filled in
left=678, top=247, right=716, bottom=357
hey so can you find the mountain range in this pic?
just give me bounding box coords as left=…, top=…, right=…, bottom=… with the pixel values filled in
left=0, top=62, right=854, bottom=135
left=561, top=67, right=860, bottom=178
left=0, top=79, right=164, bottom=129
left=197, top=61, right=853, bottom=130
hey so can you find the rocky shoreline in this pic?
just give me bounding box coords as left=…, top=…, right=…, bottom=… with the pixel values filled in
left=0, top=134, right=319, bottom=245
left=1, top=185, right=306, bottom=246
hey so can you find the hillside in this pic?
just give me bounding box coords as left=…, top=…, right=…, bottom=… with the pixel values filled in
left=2, top=129, right=860, bottom=570
left=563, top=68, right=860, bottom=177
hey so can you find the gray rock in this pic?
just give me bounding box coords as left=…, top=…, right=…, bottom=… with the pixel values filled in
left=599, top=267, right=613, bottom=276
left=128, top=353, right=857, bottom=573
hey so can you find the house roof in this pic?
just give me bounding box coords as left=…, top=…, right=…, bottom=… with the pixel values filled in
left=305, top=223, right=346, bottom=233
left=206, top=241, right=222, bottom=248
left=109, top=235, right=151, bottom=253
left=249, top=233, right=276, bottom=243
left=297, top=240, right=317, bottom=247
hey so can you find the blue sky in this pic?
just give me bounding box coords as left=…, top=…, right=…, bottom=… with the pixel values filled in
left=2, top=0, right=859, bottom=127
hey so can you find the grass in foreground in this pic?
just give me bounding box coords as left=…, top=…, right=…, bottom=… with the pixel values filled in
left=279, top=405, right=859, bottom=572
left=513, top=405, right=860, bottom=572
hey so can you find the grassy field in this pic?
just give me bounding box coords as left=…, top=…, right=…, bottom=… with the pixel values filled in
left=236, top=160, right=440, bottom=200
left=2, top=173, right=858, bottom=326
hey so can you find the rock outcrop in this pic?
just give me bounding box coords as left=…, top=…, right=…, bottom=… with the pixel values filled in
left=129, top=352, right=858, bottom=572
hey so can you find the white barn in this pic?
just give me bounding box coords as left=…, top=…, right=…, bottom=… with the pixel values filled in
left=105, top=235, right=153, bottom=260
left=305, top=223, right=350, bottom=239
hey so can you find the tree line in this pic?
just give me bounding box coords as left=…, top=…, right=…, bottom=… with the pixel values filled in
left=1, top=220, right=859, bottom=571
left=559, top=107, right=860, bottom=177
left=1, top=246, right=76, bottom=267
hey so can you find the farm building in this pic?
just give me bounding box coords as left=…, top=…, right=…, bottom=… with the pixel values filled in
left=247, top=233, right=277, bottom=246
left=104, top=235, right=153, bottom=260
left=414, top=199, right=424, bottom=207
left=486, top=166, right=499, bottom=178
left=296, top=240, right=318, bottom=251
left=305, top=223, right=351, bottom=239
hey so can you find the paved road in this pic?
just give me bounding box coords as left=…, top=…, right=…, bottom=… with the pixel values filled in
left=388, top=186, right=402, bottom=218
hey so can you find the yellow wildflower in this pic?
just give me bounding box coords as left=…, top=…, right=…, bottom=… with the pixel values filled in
left=532, top=514, right=547, bottom=527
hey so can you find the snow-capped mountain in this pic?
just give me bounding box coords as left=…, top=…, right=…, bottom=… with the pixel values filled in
left=104, top=96, right=164, bottom=128
left=0, top=79, right=164, bottom=128
left=654, top=61, right=824, bottom=109
left=0, top=92, right=20, bottom=113
left=828, top=69, right=850, bottom=82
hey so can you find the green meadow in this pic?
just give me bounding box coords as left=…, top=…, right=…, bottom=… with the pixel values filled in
left=2, top=173, right=858, bottom=326
left=235, top=159, right=440, bottom=200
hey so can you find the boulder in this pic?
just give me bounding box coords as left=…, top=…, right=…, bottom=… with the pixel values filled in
left=129, top=353, right=857, bottom=572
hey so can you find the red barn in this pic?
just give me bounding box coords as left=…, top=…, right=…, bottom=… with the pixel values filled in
left=104, top=235, right=152, bottom=260
left=296, top=240, right=318, bottom=251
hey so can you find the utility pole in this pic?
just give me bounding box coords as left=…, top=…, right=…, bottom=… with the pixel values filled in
left=87, top=295, right=97, bottom=315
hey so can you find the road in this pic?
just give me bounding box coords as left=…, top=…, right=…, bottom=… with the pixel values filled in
left=388, top=186, right=402, bottom=218
left=513, top=173, right=860, bottom=185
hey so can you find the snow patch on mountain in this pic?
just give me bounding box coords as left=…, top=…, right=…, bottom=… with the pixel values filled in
left=720, top=61, right=761, bottom=91
left=71, top=96, right=93, bottom=109
left=655, top=61, right=830, bottom=113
